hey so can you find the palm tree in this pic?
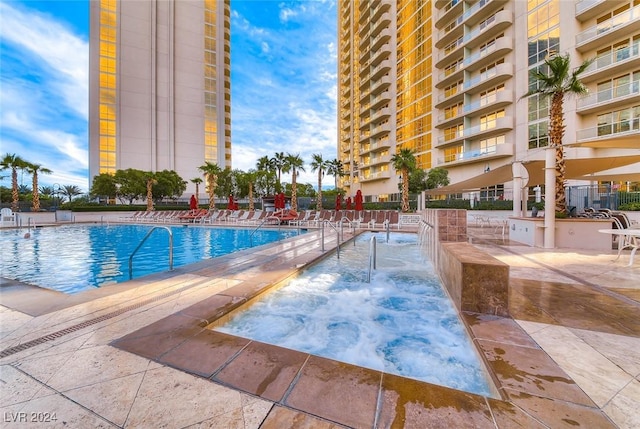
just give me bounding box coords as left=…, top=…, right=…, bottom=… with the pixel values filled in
left=144, top=172, right=157, bottom=211
left=285, top=153, right=305, bottom=211
left=26, top=163, right=52, bottom=212
left=190, top=177, right=203, bottom=206
left=198, top=161, right=222, bottom=210
left=1, top=153, right=27, bottom=212
left=391, top=148, right=416, bottom=212
left=310, top=153, right=328, bottom=210
left=272, top=152, right=286, bottom=192
left=522, top=53, right=592, bottom=215
left=326, top=159, right=345, bottom=190
left=244, top=170, right=257, bottom=211
left=61, top=185, right=82, bottom=203
left=256, top=156, right=276, bottom=196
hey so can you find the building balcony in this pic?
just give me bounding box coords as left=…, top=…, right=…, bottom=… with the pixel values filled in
left=463, top=0, right=507, bottom=29
left=371, top=1, right=391, bottom=22
left=359, top=74, right=371, bottom=92
left=462, top=37, right=512, bottom=72
left=360, top=153, right=391, bottom=169
left=436, top=21, right=464, bottom=50
left=575, top=5, right=640, bottom=53
left=370, top=43, right=391, bottom=66
left=370, top=122, right=391, bottom=139
left=359, top=0, right=379, bottom=13
left=436, top=90, right=513, bottom=128
left=370, top=58, right=391, bottom=80
left=463, top=10, right=513, bottom=51
left=360, top=170, right=391, bottom=182
left=370, top=106, right=391, bottom=123
left=371, top=27, right=391, bottom=51
left=435, top=38, right=465, bottom=69
left=575, top=0, right=626, bottom=22
left=371, top=11, right=392, bottom=37
left=370, top=90, right=391, bottom=109
left=359, top=131, right=371, bottom=143
left=440, top=143, right=514, bottom=166
left=341, top=108, right=351, bottom=120
left=341, top=143, right=351, bottom=154
left=370, top=75, right=391, bottom=95
left=436, top=64, right=465, bottom=89
left=577, top=81, right=640, bottom=115
left=360, top=102, right=371, bottom=116
left=435, top=87, right=464, bottom=108
left=435, top=0, right=463, bottom=29
left=576, top=118, right=640, bottom=145
left=580, top=43, right=640, bottom=84
left=437, top=116, right=514, bottom=146
left=463, top=62, right=513, bottom=95
left=360, top=114, right=372, bottom=129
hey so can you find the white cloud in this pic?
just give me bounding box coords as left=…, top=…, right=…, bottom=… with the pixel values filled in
left=0, top=1, right=89, bottom=190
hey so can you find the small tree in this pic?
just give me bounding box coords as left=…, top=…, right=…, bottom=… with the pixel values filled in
left=1, top=153, right=28, bottom=212
left=310, top=153, right=328, bottom=210
left=391, top=148, right=416, bottom=212
left=198, top=161, right=222, bottom=210
left=26, top=163, right=52, bottom=212
left=191, top=177, right=203, bottom=205
left=285, top=153, right=305, bottom=211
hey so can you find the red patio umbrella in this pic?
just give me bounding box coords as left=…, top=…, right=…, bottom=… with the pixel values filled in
left=355, top=190, right=363, bottom=211
left=228, top=194, right=236, bottom=210
left=189, top=195, right=197, bottom=210
left=345, top=196, right=352, bottom=210
left=335, top=194, right=342, bottom=211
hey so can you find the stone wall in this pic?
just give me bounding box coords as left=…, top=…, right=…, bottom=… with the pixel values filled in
left=422, top=209, right=509, bottom=317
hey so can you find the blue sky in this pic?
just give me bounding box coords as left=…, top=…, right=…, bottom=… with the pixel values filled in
left=0, top=0, right=337, bottom=191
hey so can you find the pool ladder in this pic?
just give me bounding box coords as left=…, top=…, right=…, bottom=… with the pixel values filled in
left=367, top=236, right=377, bottom=283
left=129, top=226, right=173, bottom=279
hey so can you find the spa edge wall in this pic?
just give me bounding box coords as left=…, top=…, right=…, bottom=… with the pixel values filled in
left=422, top=209, right=509, bottom=317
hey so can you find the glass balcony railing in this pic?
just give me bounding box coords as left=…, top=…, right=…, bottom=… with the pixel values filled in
left=584, top=43, right=640, bottom=75
left=577, top=118, right=640, bottom=140
left=576, top=5, right=640, bottom=45
left=577, top=80, right=640, bottom=109
left=576, top=0, right=604, bottom=15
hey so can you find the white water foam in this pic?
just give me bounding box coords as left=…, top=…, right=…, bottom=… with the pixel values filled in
left=216, top=232, right=494, bottom=397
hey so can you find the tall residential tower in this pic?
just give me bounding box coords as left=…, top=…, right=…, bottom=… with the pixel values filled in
left=89, top=0, right=232, bottom=194
left=338, top=0, right=639, bottom=203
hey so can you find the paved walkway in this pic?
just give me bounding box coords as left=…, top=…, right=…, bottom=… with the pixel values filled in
left=0, top=223, right=638, bottom=428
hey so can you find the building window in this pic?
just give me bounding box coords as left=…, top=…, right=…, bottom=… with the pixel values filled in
left=597, top=105, right=640, bottom=136
left=480, top=84, right=504, bottom=106
left=480, top=110, right=505, bottom=130
left=480, top=135, right=505, bottom=154
left=528, top=121, right=549, bottom=149
left=444, top=145, right=463, bottom=163
left=98, top=0, right=117, bottom=175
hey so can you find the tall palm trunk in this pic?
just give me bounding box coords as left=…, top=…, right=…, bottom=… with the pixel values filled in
left=146, top=179, right=154, bottom=211
left=401, top=168, right=410, bottom=212
left=207, top=174, right=217, bottom=210
left=316, top=171, right=323, bottom=210
left=291, top=170, right=298, bottom=211
left=550, top=92, right=566, bottom=214
left=32, top=173, right=40, bottom=212
left=248, top=182, right=254, bottom=211
left=11, top=169, right=19, bottom=212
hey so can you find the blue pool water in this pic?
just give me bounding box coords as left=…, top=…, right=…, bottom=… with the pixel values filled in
left=216, top=232, right=495, bottom=397
left=0, top=224, right=300, bottom=294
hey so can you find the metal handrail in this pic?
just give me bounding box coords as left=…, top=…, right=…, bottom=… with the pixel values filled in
left=129, top=226, right=173, bottom=279
left=249, top=215, right=281, bottom=247
left=321, top=220, right=340, bottom=258
left=367, top=236, right=377, bottom=283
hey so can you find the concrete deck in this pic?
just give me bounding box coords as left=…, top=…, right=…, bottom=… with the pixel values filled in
left=1, top=221, right=638, bottom=428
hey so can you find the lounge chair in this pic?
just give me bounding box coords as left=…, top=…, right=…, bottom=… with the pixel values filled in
left=1, top=208, right=16, bottom=227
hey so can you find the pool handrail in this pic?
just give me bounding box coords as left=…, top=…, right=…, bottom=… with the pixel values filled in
left=321, top=220, right=340, bottom=259
left=367, top=235, right=377, bottom=283
left=128, top=226, right=173, bottom=279
left=249, top=215, right=281, bottom=247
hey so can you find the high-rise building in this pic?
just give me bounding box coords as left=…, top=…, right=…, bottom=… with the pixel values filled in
left=338, top=0, right=639, bottom=204
left=88, top=0, right=232, bottom=195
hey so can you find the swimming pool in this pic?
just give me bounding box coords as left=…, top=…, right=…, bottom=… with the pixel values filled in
left=214, top=232, right=496, bottom=397
left=0, top=224, right=301, bottom=294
